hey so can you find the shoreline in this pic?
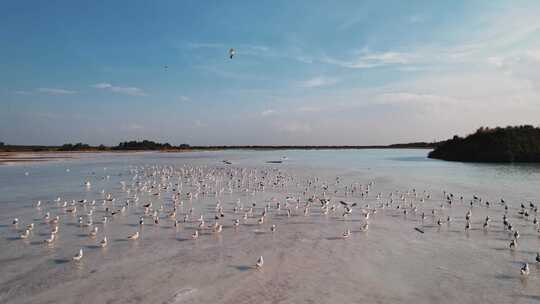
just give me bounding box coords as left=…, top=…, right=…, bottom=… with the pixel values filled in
left=0, top=148, right=433, bottom=165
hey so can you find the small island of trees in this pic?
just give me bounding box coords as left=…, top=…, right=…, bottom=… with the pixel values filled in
left=428, top=125, right=540, bottom=162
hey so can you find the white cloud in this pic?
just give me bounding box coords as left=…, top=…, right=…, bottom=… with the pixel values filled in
left=261, top=109, right=276, bottom=116
left=322, top=51, right=411, bottom=69
left=300, top=76, right=338, bottom=88
left=179, top=96, right=191, bottom=102
left=14, top=90, right=32, bottom=95
left=37, top=88, right=76, bottom=95
left=92, top=83, right=146, bottom=96
left=376, top=92, right=462, bottom=106
left=92, top=83, right=112, bottom=89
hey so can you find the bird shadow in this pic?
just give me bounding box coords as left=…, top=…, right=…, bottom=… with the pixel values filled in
left=254, top=231, right=267, bottom=235
left=5, top=236, right=20, bottom=241
left=492, top=247, right=512, bottom=252
left=229, top=265, right=254, bottom=272
left=85, top=245, right=100, bottom=249
left=335, top=219, right=362, bottom=223
left=53, top=258, right=70, bottom=265
left=176, top=238, right=191, bottom=242
left=126, top=223, right=139, bottom=227
left=115, top=239, right=129, bottom=243
left=77, top=233, right=89, bottom=238
left=326, top=237, right=344, bottom=241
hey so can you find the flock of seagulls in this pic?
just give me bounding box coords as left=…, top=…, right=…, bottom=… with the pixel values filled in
left=7, top=164, right=540, bottom=276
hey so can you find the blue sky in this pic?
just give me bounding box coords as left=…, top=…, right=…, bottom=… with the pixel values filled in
left=1, top=1, right=539, bottom=145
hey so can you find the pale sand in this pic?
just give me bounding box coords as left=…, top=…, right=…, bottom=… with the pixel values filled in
left=0, top=163, right=538, bottom=304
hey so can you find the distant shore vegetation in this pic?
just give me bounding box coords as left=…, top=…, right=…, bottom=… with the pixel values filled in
left=0, top=140, right=434, bottom=152
left=429, top=125, right=540, bottom=162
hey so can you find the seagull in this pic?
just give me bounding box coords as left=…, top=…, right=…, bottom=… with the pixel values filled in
left=44, top=233, right=55, bottom=244
left=213, top=224, right=223, bottom=233
left=509, top=239, right=517, bottom=249
left=270, top=224, right=276, bottom=232
left=360, top=223, right=369, bottom=232
left=520, top=263, right=529, bottom=276
left=99, top=236, right=108, bottom=248
left=229, top=48, right=235, bottom=59
left=343, top=229, right=351, bottom=239
left=128, top=231, right=140, bottom=240
left=72, top=248, right=83, bottom=261
left=536, top=252, right=540, bottom=263
left=19, top=229, right=30, bottom=239
left=89, top=226, right=98, bottom=238
left=12, top=218, right=18, bottom=225
left=256, top=256, right=264, bottom=269
left=191, top=230, right=199, bottom=239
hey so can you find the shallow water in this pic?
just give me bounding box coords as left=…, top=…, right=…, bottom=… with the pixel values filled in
left=0, top=149, right=539, bottom=304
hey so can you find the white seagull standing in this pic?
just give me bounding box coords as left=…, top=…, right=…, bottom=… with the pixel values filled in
left=72, top=248, right=83, bottom=261
left=99, top=236, right=108, bottom=248
left=256, top=256, right=264, bottom=269
left=128, top=231, right=140, bottom=240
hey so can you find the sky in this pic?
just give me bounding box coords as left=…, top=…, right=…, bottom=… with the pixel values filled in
left=1, top=0, right=540, bottom=146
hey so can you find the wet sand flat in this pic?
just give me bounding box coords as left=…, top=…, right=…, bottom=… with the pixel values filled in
left=0, top=150, right=539, bottom=304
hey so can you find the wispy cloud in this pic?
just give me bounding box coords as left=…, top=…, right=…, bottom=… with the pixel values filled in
left=322, top=51, right=412, bottom=69
left=179, top=95, right=191, bottom=102
left=14, top=90, right=32, bottom=95
left=92, top=83, right=146, bottom=96
left=261, top=109, right=276, bottom=116
left=196, top=65, right=266, bottom=80
left=376, top=92, right=462, bottom=106
left=37, top=87, right=76, bottom=95
left=300, top=76, right=339, bottom=88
